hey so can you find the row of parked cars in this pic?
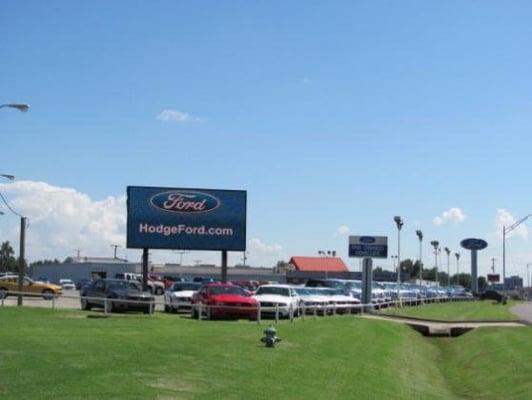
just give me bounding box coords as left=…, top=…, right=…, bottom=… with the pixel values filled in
left=161, top=279, right=473, bottom=320
left=72, top=276, right=474, bottom=317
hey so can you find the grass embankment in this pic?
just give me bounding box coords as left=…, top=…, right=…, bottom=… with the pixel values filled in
left=1, top=307, right=531, bottom=399
left=383, top=300, right=521, bottom=321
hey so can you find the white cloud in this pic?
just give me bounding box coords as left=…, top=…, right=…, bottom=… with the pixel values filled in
left=247, top=238, right=286, bottom=267
left=335, top=225, right=350, bottom=236
left=433, top=208, right=466, bottom=226
left=495, top=209, right=528, bottom=240
left=156, top=109, right=203, bottom=123
left=0, top=181, right=127, bottom=261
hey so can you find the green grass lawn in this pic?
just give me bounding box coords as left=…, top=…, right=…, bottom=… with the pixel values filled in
left=1, top=307, right=531, bottom=399
left=382, top=300, right=521, bottom=321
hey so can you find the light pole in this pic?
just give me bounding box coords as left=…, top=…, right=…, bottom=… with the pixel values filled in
left=455, top=252, right=460, bottom=284
left=527, top=264, right=532, bottom=289
left=416, top=230, right=423, bottom=282
left=444, top=247, right=451, bottom=286
left=0, top=103, right=30, bottom=112
left=391, top=255, right=398, bottom=271
left=430, top=241, right=439, bottom=285
left=393, top=216, right=404, bottom=301
left=503, top=214, right=532, bottom=289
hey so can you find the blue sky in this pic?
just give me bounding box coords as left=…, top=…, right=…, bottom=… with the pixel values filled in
left=1, top=1, right=532, bottom=277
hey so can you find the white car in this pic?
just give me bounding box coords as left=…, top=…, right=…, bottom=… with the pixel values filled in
left=253, top=285, right=301, bottom=317
left=292, top=287, right=330, bottom=314
left=164, top=282, right=201, bottom=313
left=313, top=288, right=360, bottom=313
left=115, top=272, right=165, bottom=295
left=59, top=279, right=75, bottom=290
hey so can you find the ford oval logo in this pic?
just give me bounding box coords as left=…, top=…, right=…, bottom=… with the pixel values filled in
left=150, top=191, right=220, bottom=214
left=359, top=236, right=376, bottom=244
left=460, top=238, right=488, bottom=251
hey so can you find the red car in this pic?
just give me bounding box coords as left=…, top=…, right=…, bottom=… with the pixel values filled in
left=191, top=283, right=258, bottom=320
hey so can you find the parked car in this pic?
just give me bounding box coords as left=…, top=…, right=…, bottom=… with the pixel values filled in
left=164, top=282, right=201, bottom=313
left=253, top=284, right=301, bottom=317
left=114, top=272, right=165, bottom=295
left=0, top=275, right=62, bottom=299
left=292, top=287, right=329, bottom=314
left=80, top=279, right=154, bottom=313
left=312, top=288, right=360, bottom=313
left=191, top=283, right=257, bottom=320
left=59, top=279, right=76, bottom=290
left=76, top=278, right=91, bottom=291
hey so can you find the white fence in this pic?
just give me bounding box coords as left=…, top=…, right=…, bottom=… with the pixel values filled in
left=0, top=290, right=475, bottom=324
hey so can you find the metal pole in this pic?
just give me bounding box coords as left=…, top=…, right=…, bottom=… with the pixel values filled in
left=17, top=217, right=27, bottom=306
left=435, top=249, right=439, bottom=285
left=397, top=229, right=401, bottom=285
left=142, top=248, right=149, bottom=291
left=502, top=227, right=506, bottom=289
left=447, top=252, right=450, bottom=286
left=419, top=238, right=422, bottom=282
left=221, top=250, right=228, bottom=283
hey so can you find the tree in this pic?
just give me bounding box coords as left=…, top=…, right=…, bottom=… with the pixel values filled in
left=274, top=260, right=293, bottom=273
left=30, top=259, right=60, bottom=267
left=0, top=241, right=17, bottom=272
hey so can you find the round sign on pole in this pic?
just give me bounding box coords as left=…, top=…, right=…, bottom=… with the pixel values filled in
left=460, top=238, right=488, bottom=251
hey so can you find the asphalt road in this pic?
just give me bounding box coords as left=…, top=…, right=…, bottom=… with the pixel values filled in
left=511, top=302, right=532, bottom=323
left=0, top=289, right=167, bottom=312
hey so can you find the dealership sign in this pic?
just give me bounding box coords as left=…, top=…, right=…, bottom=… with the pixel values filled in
left=349, top=236, right=388, bottom=258
left=460, top=238, right=488, bottom=251
left=127, top=186, right=247, bottom=251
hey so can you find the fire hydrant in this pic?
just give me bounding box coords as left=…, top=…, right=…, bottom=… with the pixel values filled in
left=261, top=326, right=281, bottom=348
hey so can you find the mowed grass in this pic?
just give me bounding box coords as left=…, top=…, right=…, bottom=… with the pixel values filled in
left=1, top=307, right=532, bottom=399
left=383, top=300, right=521, bottom=321
left=0, top=307, right=452, bottom=400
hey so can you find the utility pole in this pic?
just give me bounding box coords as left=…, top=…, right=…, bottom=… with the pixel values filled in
left=502, top=214, right=532, bottom=289
left=491, top=258, right=496, bottom=274
left=110, top=244, right=121, bottom=259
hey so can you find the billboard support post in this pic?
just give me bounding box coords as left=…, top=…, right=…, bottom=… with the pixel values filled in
left=142, top=248, right=149, bottom=292
left=221, top=250, right=228, bottom=283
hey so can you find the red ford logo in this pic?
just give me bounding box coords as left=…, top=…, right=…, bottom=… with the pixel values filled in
left=150, top=191, right=220, bottom=214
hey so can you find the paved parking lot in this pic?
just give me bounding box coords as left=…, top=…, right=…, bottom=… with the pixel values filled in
left=0, top=290, right=167, bottom=312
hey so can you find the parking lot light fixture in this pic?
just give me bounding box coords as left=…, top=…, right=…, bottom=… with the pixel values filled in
left=430, top=241, right=439, bottom=284
left=416, top=230, right=423, bottom=282
left=393, top=216, right=403, bottom=301
left=0, top=103, right=30, bottom=112
left=444, top=247, right=451, bottom=286
left=0, top=174, right=15, bottom=181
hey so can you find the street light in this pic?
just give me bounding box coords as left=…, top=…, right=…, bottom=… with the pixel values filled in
left=502, top=214, right=532, bottom=289
left=526, top=264, right=532, bottom=289
left=444, top=247, right=451, bottom=286
left=416, top=230, right=423, bottom=282
left=430, top=241, right=439, bottom=285
left=393, top=216, right=403, bottom=301
left=455, top=252, right=460, bottom=282
left=0, top=103, right=30, bottom=112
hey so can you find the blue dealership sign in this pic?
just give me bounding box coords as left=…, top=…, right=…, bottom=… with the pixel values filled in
left=348, top=235, right=388, bottom=258
left=127, top=186, right=247, bottom=251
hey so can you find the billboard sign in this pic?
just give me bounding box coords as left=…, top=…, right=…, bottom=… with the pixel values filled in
left=127, top=186, right=247, bottom=251
left=349, top=236, right=388, bottom=258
